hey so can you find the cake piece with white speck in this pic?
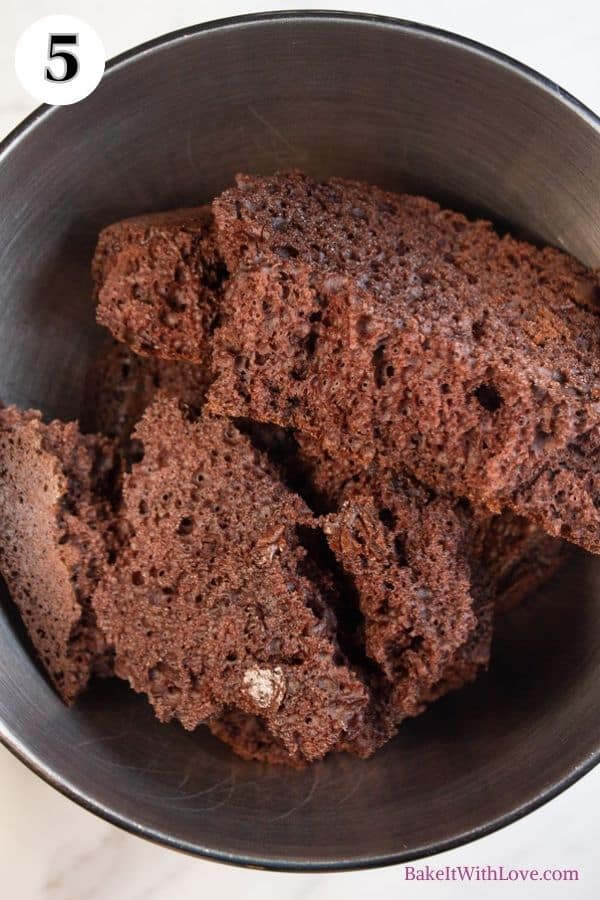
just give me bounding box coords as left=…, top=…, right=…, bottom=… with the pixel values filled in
left=92, top=394, right=369, bottom=762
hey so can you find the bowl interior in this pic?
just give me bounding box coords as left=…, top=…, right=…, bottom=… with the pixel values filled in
left=0, top=13, right=599, bottom=870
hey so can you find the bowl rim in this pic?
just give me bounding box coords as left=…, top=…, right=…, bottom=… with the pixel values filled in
left=0, top=9, right=599, bottom=873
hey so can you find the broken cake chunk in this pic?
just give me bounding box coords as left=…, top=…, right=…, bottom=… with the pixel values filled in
left=323, top=471, right=493, bottom=725
left=82, top=338, right=210, bottom=463
left=92, top=396, right=368, bottom=761
left=93, top=206, right=225, bottom=362
left=208, top=171, right=600, bottom=552
left=0, top=407, right=116, bottom=702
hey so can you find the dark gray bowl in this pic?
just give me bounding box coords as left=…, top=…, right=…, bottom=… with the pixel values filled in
left=0, top=11, right=599, bottom=872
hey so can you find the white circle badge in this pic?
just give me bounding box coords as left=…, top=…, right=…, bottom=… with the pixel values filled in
left=15, top=15, right=105, bottom=106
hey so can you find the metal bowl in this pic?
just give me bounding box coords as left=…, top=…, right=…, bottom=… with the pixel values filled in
left=0, top=11, right=599, bottom=871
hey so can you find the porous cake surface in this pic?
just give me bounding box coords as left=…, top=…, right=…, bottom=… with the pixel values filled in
left=294, top=434, right=566, bottom=615
left=0, top=169, right=579, bottom=767
left=83, top=338, right=210, bottom=462
left=86, top=178, right=570, bottom=762
left=83, top=353, right=560, bottom=762
left=208, top=171, right=600, bottom=552
left=0, top=407, right=115, bottom=702
left=208, top=709, right=305, bottom=767
left=204, top=469, right=564, bottom=765
left=468, top=506, right=566, bottom=614
left=85, top=344, right=564, bottom=624
left=93, top=206, right=225, bottom=362
left=92, top=396, right=369, bottom=761
left=324, top=470, right=490, bottom=722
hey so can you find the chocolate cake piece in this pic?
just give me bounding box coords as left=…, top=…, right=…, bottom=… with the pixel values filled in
left=325, top=464, right=567, bottom=715
left=208, top=171, right=600, bottom=552
left=92, top=396, right=369, bottom=762
left=208, top=709, right=305, bottom=767
left=470, top=507, right=567, bottom=614
left=207, top=475, right=565, bottom=764
left=82, top=338, right=210, bottom=461
left=208, top=473, right=564, bottom=765
left=87, top=342, right=560, bottom=618
left=295, top=433, right=566, bottom=612
left=79, top=341, right=562, bottom=766
left=87, top=343, right=562, bottom=611
left=0, top=407, right=116, bottom=703
left=93, top=206, right=224, bottom=362
left=322, top=471, right=492, bottom=724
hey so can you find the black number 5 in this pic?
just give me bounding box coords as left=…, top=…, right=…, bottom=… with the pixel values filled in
left=45, top=34, right=79, bottom=82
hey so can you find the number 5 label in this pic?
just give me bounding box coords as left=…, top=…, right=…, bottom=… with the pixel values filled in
left=15, top=16, right=105, bottom=106
left=45, top=35, right=80, bottom=83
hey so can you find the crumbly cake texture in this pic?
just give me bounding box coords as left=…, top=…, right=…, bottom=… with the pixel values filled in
left=84, top=339, right=565, bottom=614
left=294, top=434, right=566, bottom=613
left=0, top=406, right=116, bottom=703
left=80, top=339, right=563, bottom=760
left=93, top=206, right=225, bottom=362
left=206, top=470, right=564, bottom=765
left=82, top=338, right=211, bottom=462
left=323, top=471, right=492, bottom=723
left=204, top=472, right=564, bottom=765
left=92, top=396, right=370, bottom=762
left=208, top=709, right=306, bottom=767
left=209, top=506, right=564, bottom=767
left=469, top=506, right=567, bottom=614
left=208, top=171, right=600, bottom=552
left=83, top=353, right=565, bottom=764
left=86, top=182, right=570, bottom=764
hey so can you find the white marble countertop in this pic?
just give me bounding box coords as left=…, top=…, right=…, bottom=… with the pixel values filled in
left=1, top=1, right=599, bottom=897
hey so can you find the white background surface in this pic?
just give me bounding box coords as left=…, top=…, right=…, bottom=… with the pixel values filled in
left=1, top=1, right=599, bottom=897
